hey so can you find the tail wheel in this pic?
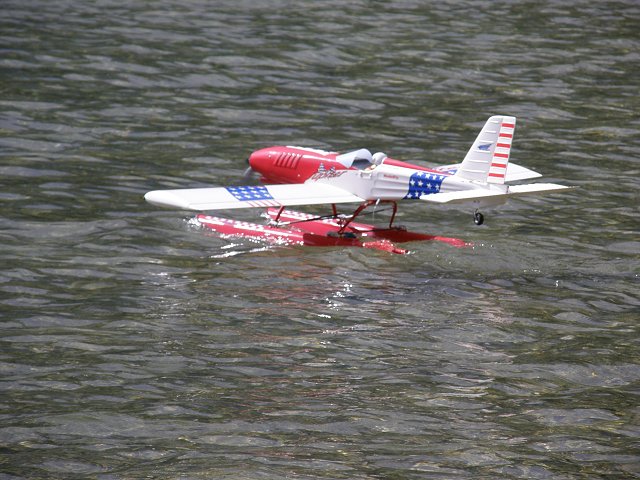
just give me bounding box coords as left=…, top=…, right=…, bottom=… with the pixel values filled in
left=473, top=211, right=484, bottom=226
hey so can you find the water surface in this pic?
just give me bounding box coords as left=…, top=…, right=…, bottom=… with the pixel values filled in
left=1, top=1, right=639, bottom=478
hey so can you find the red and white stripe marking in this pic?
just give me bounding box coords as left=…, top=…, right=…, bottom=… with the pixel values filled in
left=487, top=119, right=515, bottom=184
left=246, top=199, right=282, bottom=208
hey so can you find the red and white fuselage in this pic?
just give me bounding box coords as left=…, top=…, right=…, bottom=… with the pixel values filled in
left=247, top=145, right=439, bottom=185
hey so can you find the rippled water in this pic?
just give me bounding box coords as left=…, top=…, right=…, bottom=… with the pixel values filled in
left=1, top=1, right=639, bottom=478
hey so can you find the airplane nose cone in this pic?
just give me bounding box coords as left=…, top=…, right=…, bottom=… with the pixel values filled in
left=247, top=147, right=272, bottom=175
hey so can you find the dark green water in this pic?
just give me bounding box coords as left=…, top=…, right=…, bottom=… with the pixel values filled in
left=1, top=1, right=639, bottom=478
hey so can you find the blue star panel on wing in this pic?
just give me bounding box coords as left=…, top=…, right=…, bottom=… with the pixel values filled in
left=226, top=186, right=274, bottom=202
left=404, top=171, right=445, bottom=199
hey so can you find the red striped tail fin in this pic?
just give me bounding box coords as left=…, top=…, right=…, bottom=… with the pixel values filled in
left=487, top=117, right=515, bottom=184
left=455, top=115, right=516, bottom=185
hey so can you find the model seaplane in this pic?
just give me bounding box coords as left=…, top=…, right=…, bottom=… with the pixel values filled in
left=145, top=115, right=569, bottom=254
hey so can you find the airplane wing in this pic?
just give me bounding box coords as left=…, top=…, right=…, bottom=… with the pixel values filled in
left=420, top=183, right=571, bottom=204
left=144, top=183, right=364, bottom=211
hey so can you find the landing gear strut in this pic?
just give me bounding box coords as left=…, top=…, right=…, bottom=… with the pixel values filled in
left=473, top=210, right=484, bottom=226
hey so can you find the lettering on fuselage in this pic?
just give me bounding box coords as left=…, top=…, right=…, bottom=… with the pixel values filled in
left=309, top=169, right=348, bottom=181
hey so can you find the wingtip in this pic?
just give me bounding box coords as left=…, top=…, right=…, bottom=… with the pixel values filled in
left=144, top=190, right=191, bottom=210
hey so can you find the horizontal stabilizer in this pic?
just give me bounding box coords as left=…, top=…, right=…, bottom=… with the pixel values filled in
left=421, top=183, right=571, bottom=205
left=507, top=183, right=572, bottom=196
left=420, top=189, right=508, bottom=205
left=435, top=162, right=542, bottom=182
left=144, top=183, right=363, bottom=211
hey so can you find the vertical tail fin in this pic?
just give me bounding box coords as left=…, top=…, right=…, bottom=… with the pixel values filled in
left=454, top=115, right=516, bottom=184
